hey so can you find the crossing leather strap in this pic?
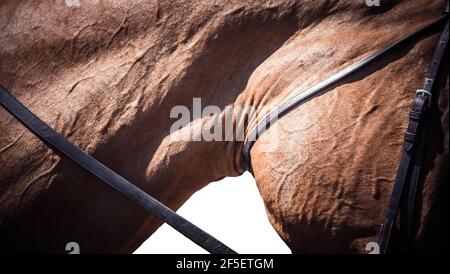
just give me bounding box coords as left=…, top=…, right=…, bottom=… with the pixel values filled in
left=378, top=13, right=449, bottom=255
left=0, top=2, right=448, bottom=255
left=241, top=1, right=448, bottom=254
left=242, top=14, right=449, bottom=173
left=0, top=85, right=237, bottom=254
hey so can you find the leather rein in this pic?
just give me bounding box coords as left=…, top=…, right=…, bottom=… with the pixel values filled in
left=0, top=2, right=448, bottom=254
left=242, top=2, right=449, bottom=254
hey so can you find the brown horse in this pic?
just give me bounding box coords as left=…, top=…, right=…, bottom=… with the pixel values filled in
left=0, top=0, right=447, bottom=253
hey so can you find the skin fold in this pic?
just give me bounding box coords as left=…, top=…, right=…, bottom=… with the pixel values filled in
left=0, top=0, right=447, bottom=253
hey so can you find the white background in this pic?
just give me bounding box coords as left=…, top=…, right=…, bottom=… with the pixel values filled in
left=134, top=172, right=290, bottom=254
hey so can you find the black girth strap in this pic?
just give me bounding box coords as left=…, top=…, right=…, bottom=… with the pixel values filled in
left=378, top=14, right=449, bottom=254
left=242, top=14, right=449, bottom=172
left=0, top=85, right=236, bottom=254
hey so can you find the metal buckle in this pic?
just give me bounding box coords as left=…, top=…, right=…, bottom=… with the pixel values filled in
left=416, top=89, right=432, bottom=107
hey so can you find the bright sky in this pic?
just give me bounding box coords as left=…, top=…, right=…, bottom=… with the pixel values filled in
left=134, top=172, right=290, bottom=254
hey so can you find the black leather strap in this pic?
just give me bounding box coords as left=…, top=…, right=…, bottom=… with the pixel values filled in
left=242, top=15, right=448, bottom=172
left=1, top=3, right=447, bottom=255
left=0, top=85, right=237, bottom=254
left=378, top=18, right=449, bottom=254
left=241, top=1, right=448, bottom=254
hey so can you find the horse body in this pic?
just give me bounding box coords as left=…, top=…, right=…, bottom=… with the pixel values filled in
left=0, top=0, right=447, bottom=253
left=248, top=0, right=449, bottom=252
